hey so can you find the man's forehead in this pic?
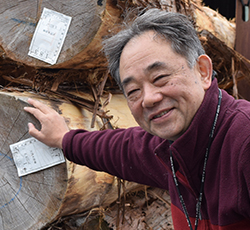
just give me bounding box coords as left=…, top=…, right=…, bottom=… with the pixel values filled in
left=145, top=61, right=169, bottom=73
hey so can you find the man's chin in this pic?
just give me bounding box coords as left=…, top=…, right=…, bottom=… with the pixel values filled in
left=151, top=130, right=181, bottom=141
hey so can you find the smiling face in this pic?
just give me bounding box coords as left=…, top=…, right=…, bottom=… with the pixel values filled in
left=119, top=31, right=212, bottom=141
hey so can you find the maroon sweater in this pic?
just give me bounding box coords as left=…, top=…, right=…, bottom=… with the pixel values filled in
left=63, top=79, right=250, bottom=229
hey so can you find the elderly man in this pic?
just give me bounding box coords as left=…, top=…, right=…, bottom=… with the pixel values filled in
left=24, top=9, right=250, bottom=230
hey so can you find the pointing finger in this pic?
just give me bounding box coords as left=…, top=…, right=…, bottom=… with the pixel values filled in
left=24, top=106, right=46, bottom=122
left=26, top=98, right=52, bottom=114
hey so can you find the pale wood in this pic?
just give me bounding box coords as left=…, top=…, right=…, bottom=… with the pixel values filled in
left=194, top=5, right=236, bottom=49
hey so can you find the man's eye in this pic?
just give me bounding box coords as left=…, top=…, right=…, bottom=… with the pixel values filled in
left=127, top=89, right=139, bottom=97
left=153, top=75, right=169, bottom=83
left=153, top=75, right=170, bottom=86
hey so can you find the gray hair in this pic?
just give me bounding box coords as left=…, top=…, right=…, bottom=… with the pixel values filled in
left=102, top=8, right=205, bottom=89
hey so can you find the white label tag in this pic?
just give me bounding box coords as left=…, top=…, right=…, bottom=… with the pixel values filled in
left=10, top=137, right=65, bottom=177
left=28, top=7, right=72, bottom=65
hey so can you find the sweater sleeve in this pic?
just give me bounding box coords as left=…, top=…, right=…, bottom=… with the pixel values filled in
left=62, top=127, right=167, bottom=188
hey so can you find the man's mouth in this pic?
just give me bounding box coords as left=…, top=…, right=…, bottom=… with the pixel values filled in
left=152, top=110, right=171, bottom=119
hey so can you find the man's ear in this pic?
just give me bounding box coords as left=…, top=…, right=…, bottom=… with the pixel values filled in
left=197, top=54, right=213, bottom=90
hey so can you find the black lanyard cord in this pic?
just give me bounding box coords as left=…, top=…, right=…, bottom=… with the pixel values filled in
left=170, top=88, right=222, bottom=230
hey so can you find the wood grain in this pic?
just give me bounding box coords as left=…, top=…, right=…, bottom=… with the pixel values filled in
left=0, top=0, right=107, bottom=68
left=0, top=93, right=67, bottom=230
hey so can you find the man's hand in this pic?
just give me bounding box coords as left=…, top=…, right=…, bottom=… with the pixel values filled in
left=24, top=98, right=70, bottom=149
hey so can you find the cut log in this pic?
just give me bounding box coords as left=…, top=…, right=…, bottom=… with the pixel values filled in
left=0, top=91, right=144, bottom=229
left=0, top=0, right=215, bottom=71
left=194, top=5, right=236, bottom=49
left=0, top=0, right=241, bottom=96
left=0, top=0, right=122, bottom=69
left=0, top=93, right=67, bottom=230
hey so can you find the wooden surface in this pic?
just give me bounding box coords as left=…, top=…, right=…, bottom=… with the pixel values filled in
left=0, top=93, right=67, bottom=230
left=235, top=0, right=250, bottom=54
left=0, top=91, right=144, bottom=229
left=235, top=0, right=250, bottom=100
left=195, top=5, right=235, bottom=49
left=0, top=0, right=108, bottom=68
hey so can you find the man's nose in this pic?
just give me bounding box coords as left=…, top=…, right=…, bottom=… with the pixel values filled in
left=142, top=85, right=163, bottom=108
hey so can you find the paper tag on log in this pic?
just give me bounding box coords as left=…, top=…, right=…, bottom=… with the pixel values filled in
left=10, top=137, right=65, bottom=177
left=28, top=7, right=72, bottom=65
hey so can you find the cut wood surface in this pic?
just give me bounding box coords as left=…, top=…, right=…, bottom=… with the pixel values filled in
left=0, top=91, right=144, bottom=229
left=0, top=93, right=67, bottom=230
left=0, top=0, right=236, bottom=70
left=0, top=0, right=122, bottom=69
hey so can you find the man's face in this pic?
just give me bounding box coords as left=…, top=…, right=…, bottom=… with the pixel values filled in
left=119, top=31, right=212, bottom=141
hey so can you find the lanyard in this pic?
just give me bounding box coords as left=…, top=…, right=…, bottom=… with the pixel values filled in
left=170, top=88, right=222, bottom=230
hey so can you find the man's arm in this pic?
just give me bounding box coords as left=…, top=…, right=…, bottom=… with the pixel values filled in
left=24, top=98, right=169, bottom=189
left=24, top=98, right=69, bottom=149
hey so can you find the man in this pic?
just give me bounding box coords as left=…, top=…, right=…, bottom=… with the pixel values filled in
left=24, top=9, right=250, bottom=230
